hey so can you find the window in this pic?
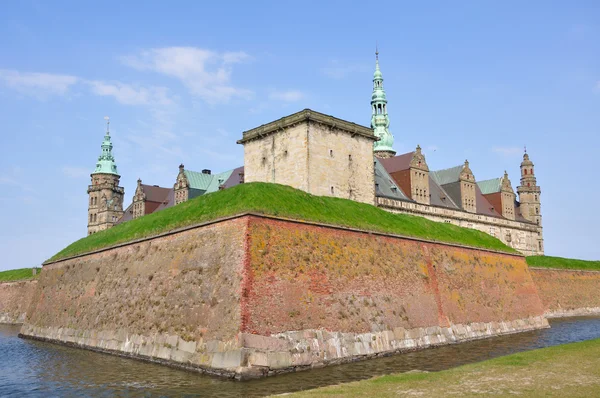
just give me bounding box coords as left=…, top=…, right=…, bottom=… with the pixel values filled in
left=330, top=186, right=334, bottom=194
left=524, top=169, right=527, bottom=175
left=329, top=149, right=333, bottom=157
left=348, top=154, right=352, bottom=161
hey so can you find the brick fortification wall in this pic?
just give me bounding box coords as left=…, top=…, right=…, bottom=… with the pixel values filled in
left=20, top=215, right=548, bottom=379
left=21, top=218, right=248, bottom=378
left=530, top=267, right=600, bottom=317
left=0, top=280, right=38, bottom=324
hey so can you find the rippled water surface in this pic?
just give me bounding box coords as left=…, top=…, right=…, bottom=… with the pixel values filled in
left=1, top=317, right=600, bottom=397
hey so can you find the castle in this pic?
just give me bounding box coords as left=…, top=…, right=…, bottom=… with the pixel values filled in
left=87, top=53, right=543, bottom=256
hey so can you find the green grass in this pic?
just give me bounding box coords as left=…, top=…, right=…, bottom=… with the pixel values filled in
left=0, top=268, right=39, bottom=282
left=48, top=182, right=515, bottom=262
left=527, top=255, right=600, bottom=271
left=282, top=338, right=600, bottom=397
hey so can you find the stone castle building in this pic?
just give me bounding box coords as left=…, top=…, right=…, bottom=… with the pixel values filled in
left=87, top=53, right=543, bottom=255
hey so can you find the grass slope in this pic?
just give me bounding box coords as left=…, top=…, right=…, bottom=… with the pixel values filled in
left=0, top=268, right=39, bottom=282
left=527, top=255, right=600, bottom=271
left=49, top=182, right=514, bottom=262
left=281, top=338, right=600, bottom=397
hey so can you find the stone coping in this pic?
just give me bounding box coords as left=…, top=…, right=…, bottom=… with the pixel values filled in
left=44, top=213, right=522, bottom=266
left=530, top=267, right=600, bottom=274
left=544, top=307, right=600, bottom=318
left=237, top=108, right=376, bottom=144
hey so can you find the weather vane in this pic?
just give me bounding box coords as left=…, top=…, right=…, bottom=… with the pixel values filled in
left=375, top=42, right=379, bottom=60
left=524, top=145, right=527, bottom=154
left=104, top=116, right=110, bottom=133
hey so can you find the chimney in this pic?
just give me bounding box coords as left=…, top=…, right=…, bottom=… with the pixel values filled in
left=202, top=169, right=211, bottom=175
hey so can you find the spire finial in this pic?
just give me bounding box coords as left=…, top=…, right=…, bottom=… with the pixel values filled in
left=524, top=145, right=527, bottom=154
left=104, top=116, right=110, bottom=134
left=375, top=42, right=379, bottom=61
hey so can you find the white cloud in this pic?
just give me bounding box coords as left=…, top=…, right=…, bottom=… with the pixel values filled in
left=62, top=167, right=90, bottom=179
left=493, top=146, right=523, bottom=156
left=321, top=62, right=367, bottom=80
left=87, top=80, right=173, bottom=106
left=0, top=69, right=78, bottom=98
left=121, top=47, right=252, bottom=103
left=268, top=90, right=305, bottom=102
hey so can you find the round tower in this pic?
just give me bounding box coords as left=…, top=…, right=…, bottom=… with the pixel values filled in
left=371, top=50, right=396, bottom=159
left=87, top=117, right=124, bottom=235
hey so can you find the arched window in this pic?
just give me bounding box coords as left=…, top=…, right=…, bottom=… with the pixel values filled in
left=530, top=169, right=533, bottom=174
left=524, top=169, right=527, bottom=175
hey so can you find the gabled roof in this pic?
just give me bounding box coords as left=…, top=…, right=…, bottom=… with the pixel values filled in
left=222, top=166, right=244, bottom=189
left=140, top=184, right=171, bottom=203
left=184, top=169, right=234, bottom=193
left=375, top=158, right=410, bottom=200
left=379, top=151, right=414, bottom=173
left=431, top=165, right=463, bottom=186
left=429, top=177, right=460, bottom=209
left=477, top=178, right=502, bottom=195
left=475, top=185, right=502, bottom=217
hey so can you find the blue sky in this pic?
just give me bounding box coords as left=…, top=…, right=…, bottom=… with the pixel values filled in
left=1, top=1, right=599, bottom=271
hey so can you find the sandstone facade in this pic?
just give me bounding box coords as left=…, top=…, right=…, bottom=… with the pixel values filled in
left=238, top=109, right=377, bottom=205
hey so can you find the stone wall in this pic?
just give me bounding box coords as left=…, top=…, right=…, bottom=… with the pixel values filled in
left=241, top=110, right=376, bottom=205
left=530, top=267, right=600, bottom=317
left=21, top=214, right=549, bottom=379
left=0, top=280, right=38, bottom=324
left=377, top=196, right=543, bottom=256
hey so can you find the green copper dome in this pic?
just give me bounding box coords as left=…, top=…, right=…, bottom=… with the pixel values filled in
left=370, top=53, right=394, bottom=153
left=92, top=130, right=119, bottom=175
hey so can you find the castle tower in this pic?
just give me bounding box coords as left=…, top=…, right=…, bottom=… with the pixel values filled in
left=409, top=145, right=430, bottom=205
left=371, top=50, right=396, bottom=159
left=517, top=152, right=542, bottom=226
left=174, top=164, right=190, bottom=205
left=460, top=160, right=477, bottom=213
left=87, top=118, right=124, bottom=235
left=500, top=171, right=516, bottom=220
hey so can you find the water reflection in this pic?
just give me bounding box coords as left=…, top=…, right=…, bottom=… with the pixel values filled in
left=1, top=317, right=599, bottom=397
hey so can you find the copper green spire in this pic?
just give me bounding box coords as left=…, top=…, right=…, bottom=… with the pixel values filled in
left=92, top=117, right=119, bottom=175
left=371, top=49, right=395, bottom=157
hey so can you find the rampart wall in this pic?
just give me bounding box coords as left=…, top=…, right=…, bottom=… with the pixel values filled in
left=20, top=215, right=548, bottom=379
left=0, top=280, right=38, bottom=324
left=530, top=267, right=600, bottom=317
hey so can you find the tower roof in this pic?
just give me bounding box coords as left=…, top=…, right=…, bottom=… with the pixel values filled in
left=371, top=50, right=394, bottom=154
left=92, top=118, right=119, bottom=176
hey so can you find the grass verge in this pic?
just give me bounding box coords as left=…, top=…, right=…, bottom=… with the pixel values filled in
left=0, top=268, right=39, bottom=282
left=48, top=182, right=515, bottom=262
left=527, top=255, right=600, bottom=271
left=280, top=338, right=600, bottom=397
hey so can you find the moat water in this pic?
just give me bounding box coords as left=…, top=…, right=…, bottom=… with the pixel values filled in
left=1, top=317, right=600, bottom=397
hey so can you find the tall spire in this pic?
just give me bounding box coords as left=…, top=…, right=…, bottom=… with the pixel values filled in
left=371, top=49, right=395, bottom=158
left=92, top=117, right=119, bottom=175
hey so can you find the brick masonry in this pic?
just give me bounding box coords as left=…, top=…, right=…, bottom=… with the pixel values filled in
left=0, top=280, right=37, bottom=324
left=17, top=215, right=554, bottom=378
left=530, top=267, right=600, bottom=317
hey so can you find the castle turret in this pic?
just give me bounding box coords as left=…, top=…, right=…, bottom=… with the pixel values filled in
left=87, top=117, right=124, bottom=235
left=517, top=151, right=543, bottom=253
left=517, top=152, right=542, bottom=226
left=460, top=160, right=477, bottom=213
left=371, top=50, right=396, bottom=159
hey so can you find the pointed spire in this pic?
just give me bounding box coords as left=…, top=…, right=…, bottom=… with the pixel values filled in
left=371, top=49, right=395, bottom=158
left=92, top=117, right=119, bottom=175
